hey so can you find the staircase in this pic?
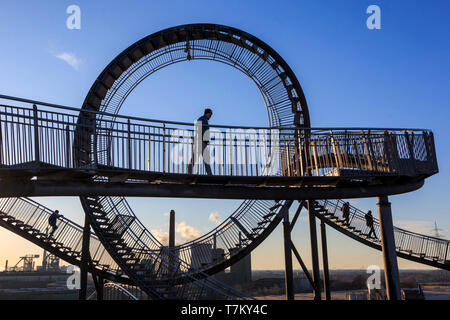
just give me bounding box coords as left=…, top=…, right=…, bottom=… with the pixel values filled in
left=0, top=197, right=128, bottom=282
left=314, top=199, right=450, bottom=270
left=80, top=195, right=256, bottom=300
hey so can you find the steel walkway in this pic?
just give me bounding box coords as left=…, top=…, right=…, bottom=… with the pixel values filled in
left=314, top=200, right=450, bottom=270
left=0, top=196, right=255, bottom=299
left=0, top=23, right=443, bottom=300
left=0, top=95, right=442, bottom=299
left=0, top=98, right=437, bottom=199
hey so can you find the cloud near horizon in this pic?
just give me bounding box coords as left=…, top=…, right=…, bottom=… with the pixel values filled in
left=55, top=52, right=83, bottom=71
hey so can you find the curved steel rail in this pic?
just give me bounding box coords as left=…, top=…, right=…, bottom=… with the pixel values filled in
left=0, top=98, right=439, bottom=298
left=0, top=23, right=441, bottom=300
left=0, top=193, right=287, bottom=298
left=0, top=103, right=437, bottom=188
left=79, top=195, right=257, bottom=300
left=0, top=196, right=256, bottom=299
left=81, top=23, right=309, bottom=130
left=75, top=24, right=312, bottom=300
left=0, top=197, right=132, bottom=283
left=88, top=282, right=145, bottom=300
left=314, top=200, right=450, bottom=270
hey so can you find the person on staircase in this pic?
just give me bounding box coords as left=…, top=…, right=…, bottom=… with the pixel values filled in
left=341, top=201, right=350, bottom=226
left=48, top=210, right=63, bottom=237
left=365, top=210, right=377, bottom=239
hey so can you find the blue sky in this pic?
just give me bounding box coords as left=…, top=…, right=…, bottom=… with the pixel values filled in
left=0, top=0, right=449, bottom=270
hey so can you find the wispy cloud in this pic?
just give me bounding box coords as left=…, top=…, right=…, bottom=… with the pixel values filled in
left=176, top=221, right=201, bottom=242
left=209, top=212, right=222, bottom=225
left=55, top=52, right=83, bottom=71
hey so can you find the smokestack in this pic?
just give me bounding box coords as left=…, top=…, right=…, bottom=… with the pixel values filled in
left=169, top=210, right=175, bottom=248
left=42, top=249, right=47, bottom=271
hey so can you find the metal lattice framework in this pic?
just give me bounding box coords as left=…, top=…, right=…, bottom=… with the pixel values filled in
left=71, top=23, right=439, bottom=298
left=0, top=23, right=444, bottom=300
left=83, top=24, right=309, bottom=127
left=77, top=23, right=312, bottom=298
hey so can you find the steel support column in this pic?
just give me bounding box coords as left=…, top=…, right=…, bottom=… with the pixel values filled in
left=91, top=270, right=104, bottom=300
left=308, top=200, right=322, bottom=300
left=283, top=211, right=294, bottom=300
left=320, top=220, right=331, bottom=300
left=78, top=213, right=91, bottom=300
left=97, top=276, right=104, bottom=301
left=377, top=195, right=401, bottom=300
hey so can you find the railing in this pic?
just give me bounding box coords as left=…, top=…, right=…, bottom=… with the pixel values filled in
left=90, top=196, right=256, bottom=299
left=103, top=282, right=143, bottom=300
left=98, top=197, right=283, bottom=275
left=0, top=100, right=438, bottom=180
left=318, top=200, right=450, bottom=264
left=87, top=282, right=146, bottom=300
left=0, top=197, right=120, bottom=273
left=172, top=200, right=284, bottom=270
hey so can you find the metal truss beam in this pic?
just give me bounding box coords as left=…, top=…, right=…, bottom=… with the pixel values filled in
left=0, top=180, right=425, bottom=200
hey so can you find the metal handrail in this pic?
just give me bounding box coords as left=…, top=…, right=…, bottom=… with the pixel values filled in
left=0, top=94, right=431, bottom=132
left=318, top=200, right=449, bottom=263
left=88, top=196, right=256, bottom=300
left=0, top=95, right=442, bottom=298
left=103, top=282, right=140, bottom=300
left=0, top=197, right=120, bottom=274
left=0, top=103, right=438, bottom=180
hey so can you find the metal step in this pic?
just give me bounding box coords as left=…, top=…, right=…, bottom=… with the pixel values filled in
left=124, top=258, right=140, bottom=264
left=7, top=218, right=23, bottom=225
left=95, top=216, right=109, bottom=222
left=269, top=203, right=282, bottom=211
left=117, top=248, right=133, bottom=253
left=102, top=231, right=121, bottom=239
left=97, top=223, right=113, bottom=230
left=252, top=226, right=264, bottom=232
left=85, top=198, right=103, bottom=208
left=34, top=232, right=48, bottom=238
left=90, top=207, right=107, bottom=215
left=263, top=212, right=277, bottom=219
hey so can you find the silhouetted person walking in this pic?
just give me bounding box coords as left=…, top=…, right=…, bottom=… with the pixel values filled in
left=187, top=108, right=213, bottom=175
left=365, top=210, right=377, bottom=239
left=342, top=201, right=350, bottom=226
left=48, top=210, right=63, bottom=237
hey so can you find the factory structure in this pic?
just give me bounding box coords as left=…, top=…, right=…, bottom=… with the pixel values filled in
left=169, top=210, right=252, bottom=286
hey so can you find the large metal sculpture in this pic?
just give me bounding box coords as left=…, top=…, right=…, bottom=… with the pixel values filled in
left=0, top=24, right=444, bottom=300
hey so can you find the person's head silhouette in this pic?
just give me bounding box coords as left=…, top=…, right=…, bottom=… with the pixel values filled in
left=204, top=108, right=213, bottom=120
